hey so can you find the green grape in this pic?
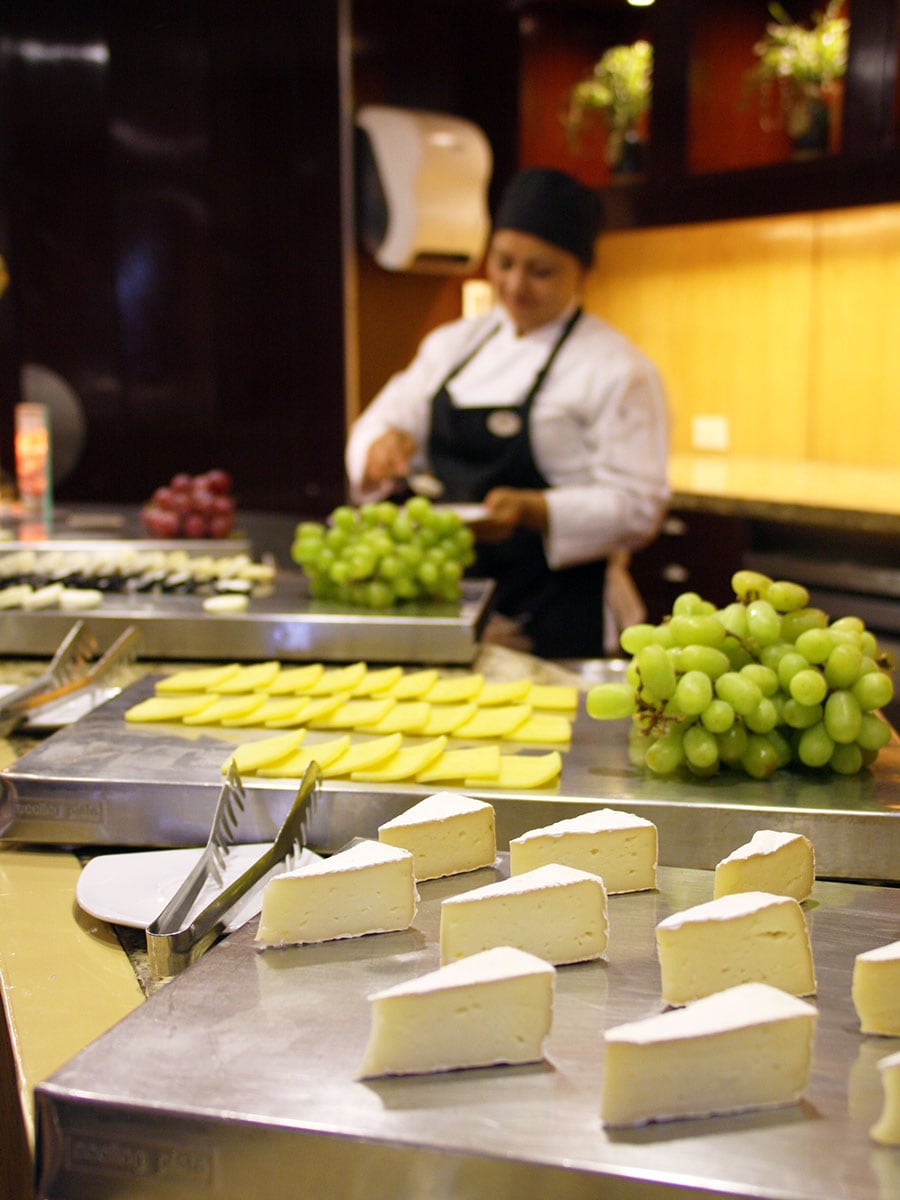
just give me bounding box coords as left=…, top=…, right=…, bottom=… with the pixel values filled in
left=740, top=663, right=779, bottom=696
left=741, top=734, right=778, bottom=779
left=636, top=643, right=677, bottom=701
left=683, top=724, right=719, bottom=771
left=767, top=728, right=793, bottom=769
left=824, top=642, right=863, bottom=690
left=722, top=641, right=754, bottom=670
left=731, top=569, right=772, bottom=601
left=364, top=581, right=394, bottom=608
left=295, top=520, right=324, bottom=540
left=619, top=623, right=657, bottom=655
left=856, top=711, right=891, bottom=752
left=717, top=723, right=749, bottom=765
left=831, top=614, right=866, bottom=635
left=789, top=667, right=828, bottom=707
left=766, top=580, right=810, bottom=612
left=666, top=646, right=684, bottom=674
left=673, top=670, right=713, bottom=715
left=746, top=599, right=782, bottom=646
left=650, top=623, right=676, bottom=648
left=776, top=651, right=809, bottom=691
left=823, top=689, right=862, bottom=744
left=374, top=500, right=399, bottom=525
left=679, top=644, right=731, bottom=679
left=441, top=559, right=463, bottom=585
left=324, top=526, right=349, bottom=551
left=328, top=559, right=351, bottom=586
left=714, top=671, right=763, bottom=716
left=700, top=698, right=735, bottom=733
left=779, top=607, right=829, bottom=642
left=331, top=505, right=358, bottom=532
left=782, top=697, right=823, bottom=729
left=416, top=560, right=440, bottom=588
left=718, top=602, right=750, bottom=639
left=797, top=721, right=834, bottom=767
left=852, top=669, right=894, bottom=711
left=586, top=683, right=637, bottom=720
left=625, top=659, right=641, bottom=689
left=668, top=614, right=727, bottom=648
left=745, top=697, right=778, bottom=734
left=829, top=742, right=864, bottom=776
left=860, top=630, right=878, bottom=658
left=645, top=729, right=685, bottom=775
left=759, top=642, right=792, bottom=669
left=671, top=591, right=706, bottom=616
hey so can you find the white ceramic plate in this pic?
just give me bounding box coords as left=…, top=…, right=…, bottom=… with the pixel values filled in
left=432, top=503, right=490, bottom=523
left=76, top=843, right=320, bottom=932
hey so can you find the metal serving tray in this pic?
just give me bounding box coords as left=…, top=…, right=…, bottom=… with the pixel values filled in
left=2, top=677, right=898, bottom=882
left=34, top=864, right=900, bottom=1200
left=0, top=575, right=494, bottom=664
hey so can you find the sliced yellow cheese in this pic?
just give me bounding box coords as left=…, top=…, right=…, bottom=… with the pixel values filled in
left=183, top=694, right=267, bottom=725
left=363, top=701, right=432, bottom=735
left=221, top=696, right=312, bottom=728
left=352, top=666, right=403, bottom=696
left=351, top=736, right=447, bottom=782
left=156, top=664, right=241, bottom=694
left=503, top=713, right=572, bottom=744
left=527, top=684, right=578, bottom=711
left=222, top=729, right=306, bottom=775
left=417, top=745, right=501, bottom=783
left=307, top=661, right=368, bottom=695
left=258, top=735, right=351, bottom=777
left=871, top=1050, right=900, bottom=1146
left=125, top=694, right=220, bottom=723
left=264, top=691, right=350, bottom=727
left=215, top=661, right=282, bottom=694
left=418, top=702, right=478, bottom=736
left=476, top=679, right=532, bottom=706
left=423, top=674, right=484, bottom=704
left=454, top=704, right=532, bottom=739
left=466, top=751, right=562, bottom=790
left=380, top=668, right=439, bottom=699
left=266, top=663, right=325, bottom=695
left=321, top=733, right=404, bottom=778
left=852, top=940, right=900, bottom=1036
left=308, top=697, right=396, bottom=730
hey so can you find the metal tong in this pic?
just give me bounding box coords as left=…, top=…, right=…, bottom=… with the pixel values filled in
left=146, top=760, right=322, bottom=978
left=0, top=621, right=142, bottom=736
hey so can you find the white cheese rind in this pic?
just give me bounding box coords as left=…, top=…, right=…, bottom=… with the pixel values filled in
left=439, top=863, right=608, bottom=966
left=871, top=1050, right=900, bottom=1146
left=656, top=891, right=816, bottom=1005
left=852, top=940, right=900, bottom=1036
left=601, top=982, right=818, bottom=1127
left=714, top=829, right=815, bottom=902
left=256, top=839, right=417, bottom=947
left=509, top=808, right=657, bottom=894
left=357, top=946, right=555, bottom=1078
left=378, top=791, right=496, bottom=880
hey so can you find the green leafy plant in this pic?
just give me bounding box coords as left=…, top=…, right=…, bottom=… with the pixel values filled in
left=565, top=40, right=653, bottom=166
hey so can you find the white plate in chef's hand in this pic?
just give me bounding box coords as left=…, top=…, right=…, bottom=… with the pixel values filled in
left=76, top=844, right=320, bottom=932
left=432, top=503, right=490, bottom=523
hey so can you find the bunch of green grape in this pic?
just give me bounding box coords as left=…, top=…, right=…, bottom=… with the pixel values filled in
left=291, top=496, right=476, bottom=608
left=586, top=571, right=895, bottom=780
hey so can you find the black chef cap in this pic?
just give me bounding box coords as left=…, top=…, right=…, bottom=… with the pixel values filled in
left=494, top=168, right=603, bottom=267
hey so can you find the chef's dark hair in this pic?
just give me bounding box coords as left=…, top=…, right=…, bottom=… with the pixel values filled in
left=494, top=168, right=604, bottom=267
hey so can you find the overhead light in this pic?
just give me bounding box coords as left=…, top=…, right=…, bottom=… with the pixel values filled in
left=628, top=1, right=655, bottom=8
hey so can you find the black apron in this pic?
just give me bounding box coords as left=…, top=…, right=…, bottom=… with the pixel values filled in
left=427, top=309, right=607, bottom=659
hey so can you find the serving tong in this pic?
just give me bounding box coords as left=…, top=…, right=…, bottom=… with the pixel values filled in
left=0, top=620, right=142, bottom=737
left=146, top=760, right=322, bottom=978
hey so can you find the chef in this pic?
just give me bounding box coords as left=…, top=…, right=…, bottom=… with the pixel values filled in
left=345, top=166, right=669, bottom=658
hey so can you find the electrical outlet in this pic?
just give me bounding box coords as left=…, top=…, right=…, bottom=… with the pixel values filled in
left=691, top=415, right=730, bottom=452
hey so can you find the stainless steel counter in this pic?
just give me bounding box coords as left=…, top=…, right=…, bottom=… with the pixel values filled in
left=34, top=862, right=900, bottom=1200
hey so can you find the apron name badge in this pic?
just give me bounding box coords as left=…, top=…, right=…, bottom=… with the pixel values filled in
left=486, top=409, right=522, bottom=439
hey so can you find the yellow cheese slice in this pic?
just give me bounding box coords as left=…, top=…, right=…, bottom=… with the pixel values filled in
left=418, top=702, right=478, bottom=737
left=183, top=694, right=268, bottom=725
left=416, top=745, right=502, bottom=783
left=476, top=679, right=533, bottom=706
left=351, top=736, right=448, bottom=782
left=221, top=696, right=313, bottom=727
left=423, top=674, right=484, bottom=704
left=264, top=691, right=350, bottom=727
left=222, top=729, right=306, bottom=775
left=266, top=663, right=325, bottom=695
left=215, top=661, right=282, bottom=694
left=363, top=701, right=432, bottom=735
left=454, top=704, right=532, bottom=739
left=258, top=735, right=351, bottom=777
left=307, top=661, right=368, bottom=695
left=527, top=684, right=579, bottom=711
left=321, top=733, right=404, bottom=778
left=125, top=694, right=220, bottom=723
left=309, top=697, right=396, bottom=730
left=465, top=751, right=563, bottom=790
left=503, top=713, right=573, bottom=745
left=156, top=664, right=241, bottom=694
left=352, top=666, right=404, bottom=696
left=380, top=668, right=439, bottom=699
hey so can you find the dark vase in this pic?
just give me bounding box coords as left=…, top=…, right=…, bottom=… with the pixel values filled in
left=790, top=94, right=830, bottom=158
left=611, top=130, right=644, bottom=179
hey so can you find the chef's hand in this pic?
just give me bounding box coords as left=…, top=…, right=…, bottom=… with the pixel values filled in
left=472, top=488, right=549, bottom=542
left=363, top=429, right=419, bottom=490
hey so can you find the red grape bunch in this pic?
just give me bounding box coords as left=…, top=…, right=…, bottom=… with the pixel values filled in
left=140, top=469, right=236, bottom=539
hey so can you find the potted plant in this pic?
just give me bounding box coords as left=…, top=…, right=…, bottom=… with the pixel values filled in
left=564, top=40, right=653, bottom=178
left=746, top=1, right=849, bottom=156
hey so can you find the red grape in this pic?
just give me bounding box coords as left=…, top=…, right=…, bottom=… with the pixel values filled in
left=170, top=472, right=193, bottom=493
left=152, top=486, right=176, bottom=511
left=182, top=513, right=208, bottom=539
left=203, top=469, right=232, bottom=496
left=209, top=513, right=234, bottom=539
left=141, top=506, right=180, bottom=538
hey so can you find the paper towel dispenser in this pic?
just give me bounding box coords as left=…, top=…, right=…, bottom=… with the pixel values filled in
left=355, top=105, right=493, bottom=274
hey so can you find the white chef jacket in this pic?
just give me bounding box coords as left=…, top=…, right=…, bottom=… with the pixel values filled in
left=345, top=305, right=670, bottom=572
